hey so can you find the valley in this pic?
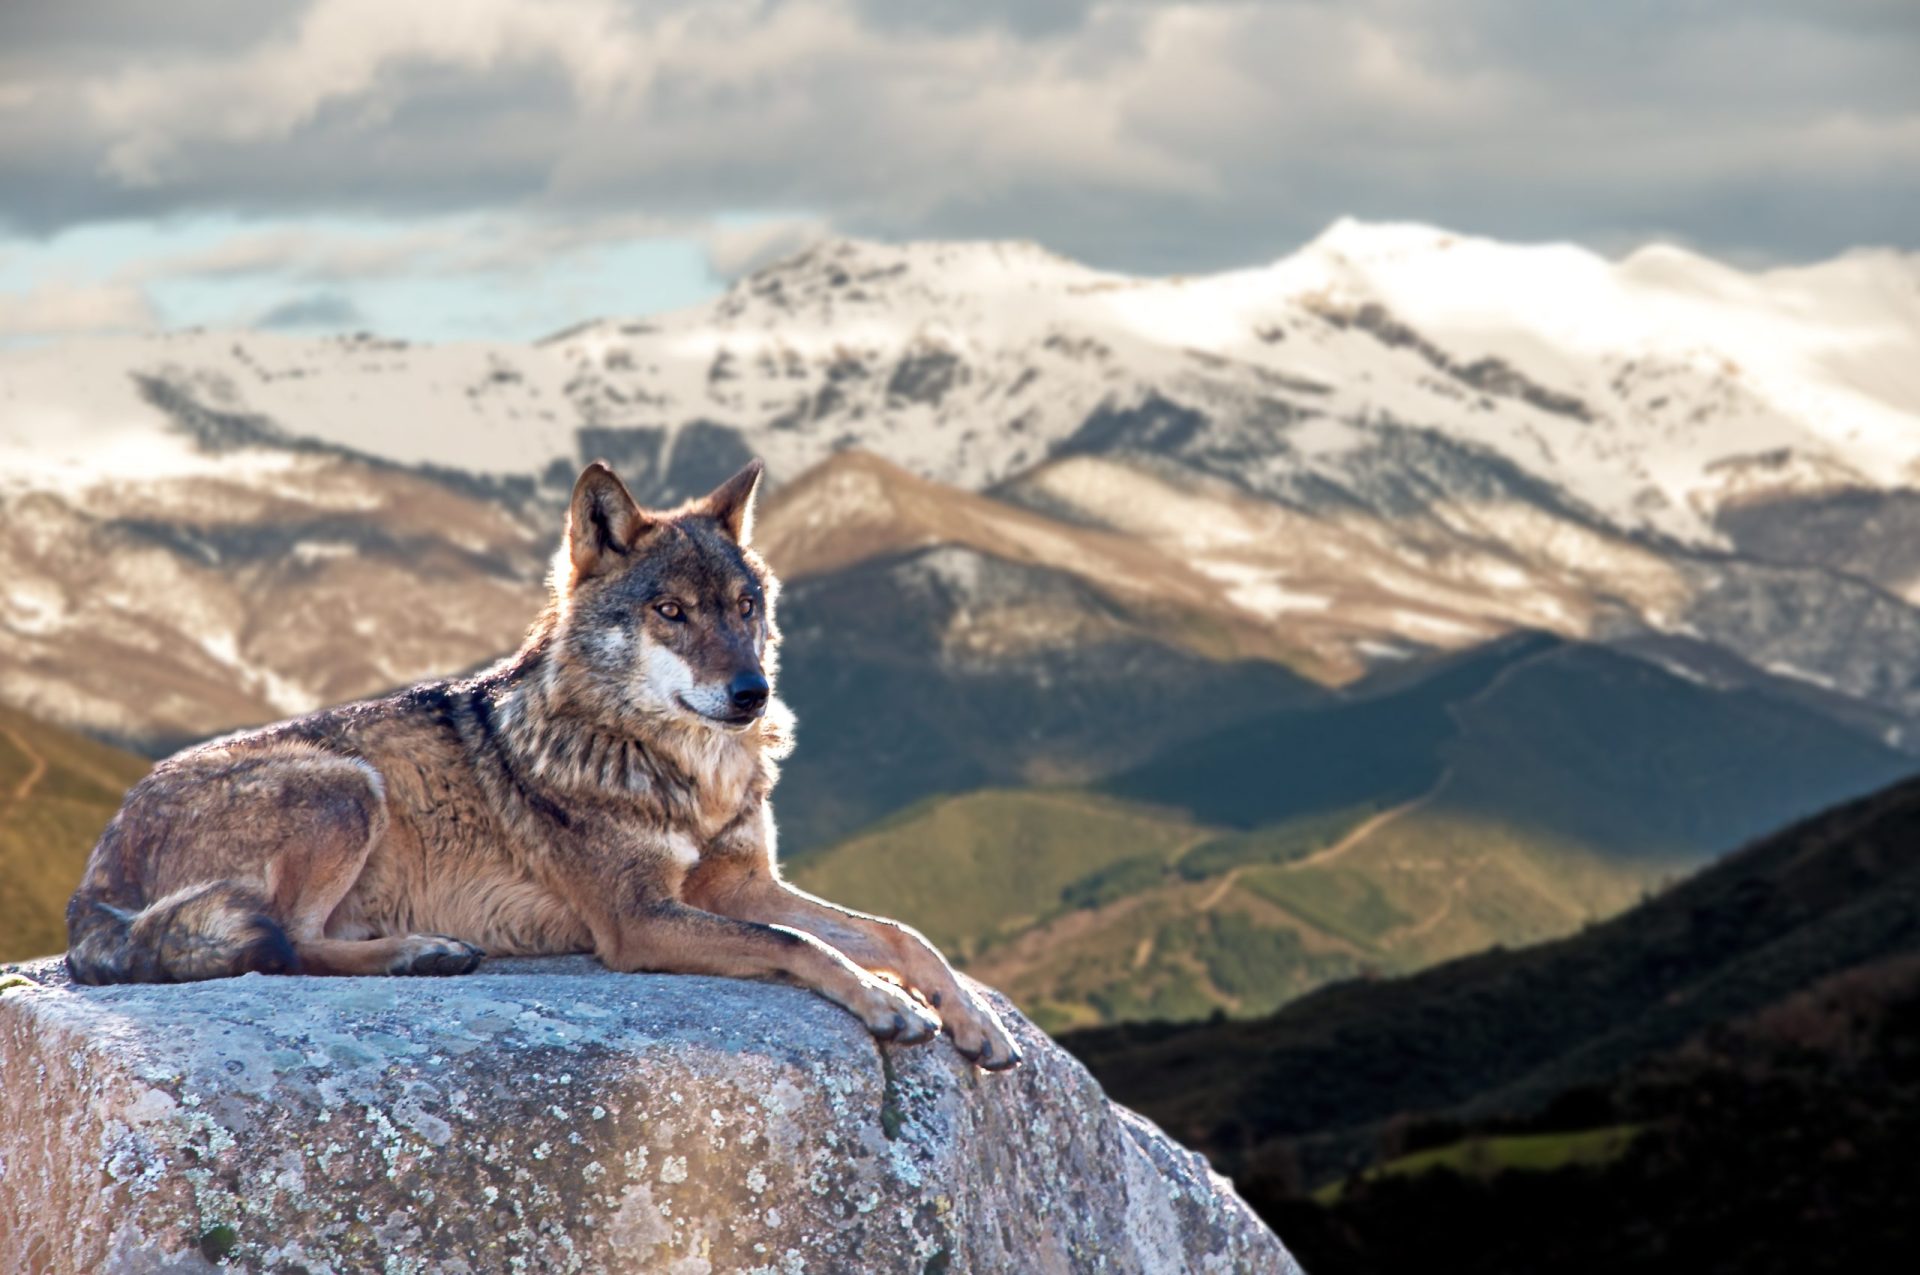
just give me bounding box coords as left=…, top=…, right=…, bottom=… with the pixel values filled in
left=791, top=635, right=1911, bottom=1028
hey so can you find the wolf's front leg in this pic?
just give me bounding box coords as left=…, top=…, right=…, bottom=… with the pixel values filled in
left=697, top=875, right=1023, bottom=1070
left=596, top=899, right=942, bottom=1045
left=536, top=823, right=939, bottom=1043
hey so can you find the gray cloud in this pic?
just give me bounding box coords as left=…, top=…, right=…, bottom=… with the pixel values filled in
left=0, top=0, right=1914, bottom=270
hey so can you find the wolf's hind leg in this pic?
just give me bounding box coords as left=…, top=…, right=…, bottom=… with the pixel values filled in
left=238, top=751, right=485, bottom=977
left=293, top=934, right=485, bottom=976
left=93, top=741, right=483, bottom=979
left=71, top=744, right=402, bottom=983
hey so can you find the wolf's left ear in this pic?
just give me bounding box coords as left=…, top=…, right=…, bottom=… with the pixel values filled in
left=700, top=459, right=765, bottom=544
left=567, top=461, right=652, bottom=579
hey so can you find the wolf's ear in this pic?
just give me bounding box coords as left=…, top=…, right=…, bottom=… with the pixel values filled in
left=699, top=458, right=765, bottom=544
left=567, top=461, right=651, bottom=579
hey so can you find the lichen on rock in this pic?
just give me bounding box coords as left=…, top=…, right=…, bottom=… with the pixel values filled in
left=0, top=956, right=1296, bottom=1273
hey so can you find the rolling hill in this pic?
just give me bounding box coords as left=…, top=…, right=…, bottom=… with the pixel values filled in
left=770, top=545, right=1329, bottom=853
left=1259, top=950, right=1920, bottom=1274
left=1059, top=762, right=1920, bottom=1195
left=0, top=707, right=150, bottom=962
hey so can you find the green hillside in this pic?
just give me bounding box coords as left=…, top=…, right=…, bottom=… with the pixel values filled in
left=789, top=785, right=1663, bottom=1031
left=794, top=638, right=1915, bottom=1030
left=0, top=707, right=151, bottom=962
left=787, top=788, right=1200, bottom=958
left=1061, top=769, right=1920, bottom=1275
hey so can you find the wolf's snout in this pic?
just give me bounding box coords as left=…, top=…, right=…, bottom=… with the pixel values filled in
left=729, top=670, right=771, bottom=715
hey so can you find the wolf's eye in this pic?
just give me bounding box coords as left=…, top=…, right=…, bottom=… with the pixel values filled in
left=739, top=596, right=755, bottom=618
left=654, top=601, right=684, bottom=621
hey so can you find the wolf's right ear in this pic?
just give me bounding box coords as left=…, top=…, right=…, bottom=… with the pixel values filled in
left=567, top=461, right=651, bottom=581
left=699, top=458, right=765, bottom=544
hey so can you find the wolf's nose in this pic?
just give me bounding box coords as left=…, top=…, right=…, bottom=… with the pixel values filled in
left=729, top=671, right=770, bottom=714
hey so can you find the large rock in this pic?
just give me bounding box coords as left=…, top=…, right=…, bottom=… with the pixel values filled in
left=0, top=957, right=1295, bottom=1274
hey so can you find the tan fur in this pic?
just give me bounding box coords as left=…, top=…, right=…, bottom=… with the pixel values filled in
left=66, top=460, right=1020, bottom=1068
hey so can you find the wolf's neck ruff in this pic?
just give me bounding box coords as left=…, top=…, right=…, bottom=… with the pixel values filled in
left=475, top=634, right=781, bottom=837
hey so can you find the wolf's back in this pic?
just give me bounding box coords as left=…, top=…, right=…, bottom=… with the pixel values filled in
left=66, top=880, right=296, bottom=984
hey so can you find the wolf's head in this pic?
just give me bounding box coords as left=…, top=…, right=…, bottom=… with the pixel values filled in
left=547, top=459, right=781, bottom=735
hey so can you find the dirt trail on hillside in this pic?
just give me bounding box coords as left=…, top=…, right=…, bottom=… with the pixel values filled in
left=1292, top=790, right=1438, bottom=871
left=1286, top=645, right=1561, bottom=874
left=1377, top=854, right=1489, bottom=949
left=1198, top=868, right=1244, bottom=911
left=0, top=721, right=48, bottom=815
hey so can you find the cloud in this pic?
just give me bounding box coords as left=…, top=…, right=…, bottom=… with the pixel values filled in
left=254, top=290, right=365, bottom=330
left=0, top=0, right=1914, bottom=273
left=703, top=217, right=833, bottom=279
left=0, top=278, right=157, bottom=340
left=120, top=212, right=691, bottom=286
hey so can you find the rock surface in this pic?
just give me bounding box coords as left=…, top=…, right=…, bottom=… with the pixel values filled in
left=0, top=956, right=1295, bottom=1274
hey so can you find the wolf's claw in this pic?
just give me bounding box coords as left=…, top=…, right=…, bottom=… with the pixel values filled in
left=878, top=1007, right=939, bottom=1045
left=851, top=976, right=941, bottom=1043
left=895, top=1010, right=939, bottom=1045
left=949, top=1000, right=1023, bottom=1070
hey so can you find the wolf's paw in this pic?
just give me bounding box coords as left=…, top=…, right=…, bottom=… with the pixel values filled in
left=388, top=934, right=485, bottom=976
left=949, top=999, right=1023, bottom=1071
left=850, top=977, right=942, bottom=1045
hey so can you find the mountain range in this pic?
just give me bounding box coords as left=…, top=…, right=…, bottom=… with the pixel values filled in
left=2, top=219, right=1916, bottom=1011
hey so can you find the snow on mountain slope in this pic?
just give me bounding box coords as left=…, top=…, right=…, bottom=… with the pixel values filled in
left=7, top=223, right=1914, bottom=539
left=0, top=332, right=582, bottom=480
left=1256, top=222, right=1920, bottom=536
left=0, top=451, right=546, bottom=744
left=550, top=227, right=1920, bottom=543
left=757, top=451, right=1343, bottom=676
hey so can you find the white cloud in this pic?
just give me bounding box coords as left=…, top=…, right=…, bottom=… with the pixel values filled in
left=110, top=211, right=710, bottom=293
left=0, top=279, right=157, bottom=340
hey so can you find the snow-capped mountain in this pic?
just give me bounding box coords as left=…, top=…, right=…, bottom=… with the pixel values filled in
left=4, top=220, right=1920, bottom=751
left=10, top=221, right=1916, bottom=528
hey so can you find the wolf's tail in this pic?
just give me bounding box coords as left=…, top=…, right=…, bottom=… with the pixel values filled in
left=66, top=882, right=296, bottom=984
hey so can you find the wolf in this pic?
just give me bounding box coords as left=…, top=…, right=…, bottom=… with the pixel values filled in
left=66, top=459, right=1020, bottom=1068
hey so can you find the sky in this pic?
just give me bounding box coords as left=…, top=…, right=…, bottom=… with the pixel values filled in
left=1, top=0, right=1915, bottom=343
